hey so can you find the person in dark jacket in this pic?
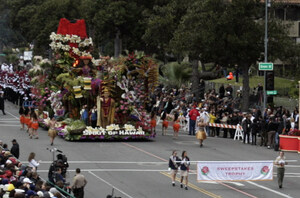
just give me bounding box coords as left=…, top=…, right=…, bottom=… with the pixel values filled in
left=0, top=92, right=5, bottom=115
left=10, top=139, right=20, bottom=159
left=242, top=114, right=252, bottom=144
left=251, top=119, right=260, bottom=145
left=168, top=150, right=181, bottom=186
left=267, top=117, right=279, bottom=149
left=180, top=151, right=190, bottom=190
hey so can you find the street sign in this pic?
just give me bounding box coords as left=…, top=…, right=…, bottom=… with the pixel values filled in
left=259, top=63, right=273, bottom=71
left=266, top=90, right=277, bottom=95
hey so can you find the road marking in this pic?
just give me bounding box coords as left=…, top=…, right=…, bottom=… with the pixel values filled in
left=6, top=111, right=19, bottom=119
left=28, top=161, right=168, bottom=164
left=0, top=124, right=19, bottom=127
left=88, top=171, right=134, bottom=198
left=0, top=119, right=19, bottom=121
left=122, top=142, right=167, bottom=161
left=0, top=120, right=19, bottom=122
left=218, top=182, right=258, bottom=198
left=286, top=165, right=300, bottom=168
left=37, top=169, right=169, bottom=173
left=122, top=143, right=260, bottom=198
left=160, top=171, right=221, bottom=198
left=247, top=181, right=294, bottom=198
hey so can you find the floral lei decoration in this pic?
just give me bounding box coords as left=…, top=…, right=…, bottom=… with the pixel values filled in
left=49, top=32, right=94, bottom=59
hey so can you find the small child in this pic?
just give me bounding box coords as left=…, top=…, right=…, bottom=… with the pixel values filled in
left=161, top=112, right=168, bottom=136
left=173, top=113, right=180, bottom=139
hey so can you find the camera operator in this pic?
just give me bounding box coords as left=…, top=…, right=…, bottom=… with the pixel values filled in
left=57, top=153, right=69, bottom=177
left=48, top=159, right=65, bottom=183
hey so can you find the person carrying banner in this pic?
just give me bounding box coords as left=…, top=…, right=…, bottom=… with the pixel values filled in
left=180, top=151, right=190, bottom=190
left=168, top=151, right=181, bottom=187
left=274, top=151, right=288, bottom=188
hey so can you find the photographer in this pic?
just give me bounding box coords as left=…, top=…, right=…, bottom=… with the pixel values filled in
left=49, top=160, right=63, bottom=182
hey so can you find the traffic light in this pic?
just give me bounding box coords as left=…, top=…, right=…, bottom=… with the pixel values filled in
left=265, top=71, right=274, bottom=90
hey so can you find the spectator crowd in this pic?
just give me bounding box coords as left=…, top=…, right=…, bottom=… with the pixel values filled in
left=149, top=83, right=298, bottom=149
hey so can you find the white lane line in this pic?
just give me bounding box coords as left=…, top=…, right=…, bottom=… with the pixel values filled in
left=0, top=124, right=19, bottom=127
left=88, top=171, right=134, bottom=198
left=247, top=181, right=294, bottom=198
left=27, top=161, right=168, bottom=164
left=6, top=111, right=19, bottom=119
left=37, top=169, right=169, bottom=173
left=286, top=165, right=300, bottom=168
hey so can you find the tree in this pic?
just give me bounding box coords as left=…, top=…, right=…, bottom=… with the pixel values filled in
left=8, top=0, right=81, bottom=55
left=160, top=61, right=192, bottom=89
left=170, top=0, right=294, bottom=111
left=142, top=0, right=191, bottom=61
left=81, top=0, right=154, bottom=57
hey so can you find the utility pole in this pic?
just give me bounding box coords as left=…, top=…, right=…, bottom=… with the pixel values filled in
left=263, top=0, right=271, bottom=110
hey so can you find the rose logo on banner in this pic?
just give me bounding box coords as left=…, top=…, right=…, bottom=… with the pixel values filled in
left=201, top=166, right=209, bottom=175
left=261, top=166, right=270, bottom=175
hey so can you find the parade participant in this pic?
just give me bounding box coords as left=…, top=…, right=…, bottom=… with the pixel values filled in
left=19, top=106, right=25, bottom=130
left=31, top=112, right=39, bottom=139
left=189, top=106, right=200, bottom=135
left=274, top=151, right=288, bottom=188
left=0, top=92, right=5, bottom=115
left=71, top=168, right=87, bottom=198
left=97, top=88, right=115, bottom=128
left=161, top=111, right=168, bottom=136
left=150, top=111, right=157, bottom=134
left=168, top=151, right=181, bottom=186
left=173, top=113, right=180, bottom=139
left=23, top=108, right=31, bottom=133
left=28, top=152, right=40, bottom=172
left=89, top=105, right=97, bottom=128
left=48, top=116, right=57, bottom=146
left=180, top=151, right=190, bottom=190
left=196, top=118, right=207, bottom=147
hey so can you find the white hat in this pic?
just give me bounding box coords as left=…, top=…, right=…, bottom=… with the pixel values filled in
left=37, top=191, right=44, bottom=197
left=22, top=178, right=32, bottom=184
left=5, top=160, right=12, bottom=164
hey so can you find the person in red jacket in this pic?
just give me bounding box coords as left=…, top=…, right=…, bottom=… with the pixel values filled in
left=189, top=106, right=200, bottom=135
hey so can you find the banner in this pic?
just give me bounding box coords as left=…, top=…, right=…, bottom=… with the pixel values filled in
left=197, top=161, right=273, bottom=181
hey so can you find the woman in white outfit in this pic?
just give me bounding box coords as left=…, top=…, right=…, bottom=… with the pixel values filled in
left=28, top=152, right=40, bottom=172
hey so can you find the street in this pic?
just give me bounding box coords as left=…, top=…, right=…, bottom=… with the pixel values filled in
left=1, top=102, right=299, bottom=198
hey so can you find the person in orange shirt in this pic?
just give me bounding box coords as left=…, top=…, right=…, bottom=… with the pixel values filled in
left=173, top=113, right=180, bottom=139
left=31, top=112, right=39, bottom=139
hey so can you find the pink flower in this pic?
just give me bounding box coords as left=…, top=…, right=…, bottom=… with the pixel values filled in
left=120, top=105, right=124, bottom=110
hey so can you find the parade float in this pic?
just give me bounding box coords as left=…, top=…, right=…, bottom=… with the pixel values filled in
left=29, top=18, right=158, bottom=141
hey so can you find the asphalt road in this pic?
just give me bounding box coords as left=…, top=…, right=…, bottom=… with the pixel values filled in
left=1, top=102, right=300, bottom=198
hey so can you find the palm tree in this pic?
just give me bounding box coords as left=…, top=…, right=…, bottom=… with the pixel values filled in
left=160, top=61, right=192, bottom=89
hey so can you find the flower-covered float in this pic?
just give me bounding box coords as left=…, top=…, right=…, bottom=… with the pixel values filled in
left=29, top=18, right=158, bottom=141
